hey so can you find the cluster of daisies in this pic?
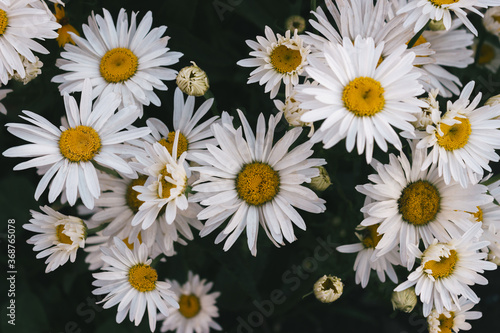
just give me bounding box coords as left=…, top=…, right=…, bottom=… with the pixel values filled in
left=2, top=0, right=500, bottom=332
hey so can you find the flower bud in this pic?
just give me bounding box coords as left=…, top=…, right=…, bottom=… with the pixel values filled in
left=10, top=55, right=43, bottom=85
left=314, top=275, right=343, bottom=303
left=428, top=19, right=446, bottom=31
left=310, top=166, right=331, bottom=192
left=485, top=94, right=500, bottom=107
left=285, top=15, right=306, bottom=34
left=176, top=61, right=210, bottom=97
left=391, top=288, right=417, bottom=313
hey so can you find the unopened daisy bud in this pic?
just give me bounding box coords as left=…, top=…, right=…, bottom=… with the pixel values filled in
left=313, top=275, right=343, bottom=303
left=391, top=288, right=417, bottom=313
left=310, top=166, right=331, bottom=192
left=485, top=94, right=500, bottom=107
left=176, top=61, right=209, bottom=97
left=10, top=55, right=43, bottom=85
left=274, top=85, right=315, bottom=136
left=285, top=15, right=306, bottom=34
left=483, top=7, right=500, bottom=37
left=428, top=19, right=446, bottom=31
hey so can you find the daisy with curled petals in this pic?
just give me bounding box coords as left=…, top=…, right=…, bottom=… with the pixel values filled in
left=131, top=133, right=194, bottom=230
left=337, top=216, right=401, bottom=288
left=396, top=0, right=500, bottom=35
left=296, top=36, right=426, bottom=163
left=0, top=87, right=10, bottom=114
left=24, top=205, right=87, bottom=273
left=357, top=142, right=491, bottom=269
left=2, top=79, right=151, bottom=209
left=0, top=0, right=60, bottom=84
left=52, top=8, right=182, bottom=117
left=159, top=271, right=222, bottom=333
left=191, top=110, right=326, bottom=256
left=427, top=297, right=482, bottom=333
left=395, top=223, right=497, bottom=317
left=237, top=26, right=310, bottom=98
left=92, top=237, right=179, bottom=332
left=415, top=81, right=500, bottom=188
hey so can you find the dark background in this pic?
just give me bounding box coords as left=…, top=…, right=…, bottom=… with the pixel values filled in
left=1, top=1, right=499, bottom=332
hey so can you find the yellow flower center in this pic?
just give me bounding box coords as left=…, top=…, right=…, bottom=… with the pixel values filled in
left=493, top=15, right=500, bottom=23
left=236, top=162, right=280, bottom=206
left=160, top=168, right=176, bottom=199
left=128, top=264, right=158, bottom=292
left=424, top=249, right=458, bottom=279
left=342, top=77, right=385, bottom=117
left=178, top=294, right=201, bottom=318
left=430, top=0, right=460, bottom=6
left=270, top=45, right=302, bottom=74
left=468, top=206, right=483, bottom=222
left=122, top=233, right=142, bottom=250
left=436, top=117, right=471, bottom=151
left=158, top=131, right=189, bottom=159
left=100, top=48, right=138, bottom=83
left=0, top=9, right=8, bottom=35
left=126, top=176, right=148, bottom=213
left=478, top=44, right=495, bottom=65
left=410, top=35, right=428, bottom=47
left=437, top=312, right=455, bottom=333
left=56, top=224, right=72, bottom=244
left=59, top=125, right=101, bottom=162
left=398, top=180, right=441, bottom=226
left=362, top=224, right=382, bottom=248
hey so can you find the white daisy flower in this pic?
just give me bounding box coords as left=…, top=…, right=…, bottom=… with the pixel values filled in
left=3, top=78, right=151, bottom=209
left=483, top=6, right=500, bottom=37
left=337, top=222, right=401, bottom=288
left=472, top=179, right=500, bottom=261
left=397, top=0, right=499, bottom=35
left=296, top=36, right=425, bottom=163
left=394, top=222, right=497, bottom=317
left=416, top=81, right=500, bottom=188
left=131, top=135, right=194, bottom=230
left=357, top=142, right=492, bottom=268
left=92, top=237, right=179, bottom=332
left=52, top=8, right=182, bottom=117
left=130, top=87, right=218, bottom=164
left=0, top=0, right=59, bottom=84
left=191, top=110, right=326, bottom=256
left=24, top=205, right=86, bottom=273
left=427, top=296, right=482, bottom=333
left=237, top=26, right=310, bottom=98
left=474, top=39, right=500, bottom=73
left=0, top=87, right=11, bottom=114
left=159, top=271, right=222, bottom=333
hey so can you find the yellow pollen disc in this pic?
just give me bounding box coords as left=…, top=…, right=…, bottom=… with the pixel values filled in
left=408, top=35, right=428, bottom=48
left=0, top=9, right=7, bottom=35
left=236, top=162, right=280, bottom=206
left=424, top=249, right=458, bottom=279
left=160, top=168, right=176, bottom=199
left=100, top=47, right=138, bottom=83
left=178, top=294, right=201, bottom=318
left=362, top=224, right=382, bottom=248
left=126, top=176, right=148, bottom=213
left=398, top=180, right=441, bottom=226
left=59, top=125, right=101, bottom=162
left=122, top=234, right=142, bottom=250
left=430, top=0, right=459, bottom=6
left=436, top=117, right=471, bottom=151
left=128, top=264, right=158, bottom=292
left=478, top=44, right=495, bottom=65
left=56, top=224, right=72, bottom=244
left=270, top=45, right=303, bottom=74
left=158, top=131, right=189, bottom=159
left=437, top=312, right=455, bottom=333
left=493, top=15, right=500, bottom=23
left=467, top=206, right=483, bottom=222
left=342, top=77, right=385, bottom=117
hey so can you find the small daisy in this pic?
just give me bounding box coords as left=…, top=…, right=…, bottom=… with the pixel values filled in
left=52, top=8, right=182, bottom=117
left=92, top=237, right=179, bottom=332
left=416, top=81, right=500, bottom=187
left=337, top=221, right=401, bottom=288
left=237, top=26, right=310, bottom=98
left=130, top=87, right=218, bottom=164
left=296, top=36, right=426, bottom=163
left=0, top=87, right=11, bottom=114
left=395, top=222, right=497, bottom=317
left=24, top=205, right=87, bottom=273
left=191, top=110, right=326, bottom=256
left=159, top=271, right=222, bottom=333
left=357, top=141, right=491, bottom=268
left=0, top=0, right=60, bottom=84
left=397, top=0, right=498, bottom=35
left=3, top=78, right=151, bottom=208
left=427, top=296, right=482, bottom=333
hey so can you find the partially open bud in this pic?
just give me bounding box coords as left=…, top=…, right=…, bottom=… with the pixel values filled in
left=314, top=275, right=343, bottom=303
left=391, top=288, right=417, bottom=313
left=176, top=61, right=210, bottom=97
left=485, top=94, right=500, bottom=107
left=428, top=19, right=445, bottom=31
left=310, top=166, right=331, bottom=192
left=285, top=15, right=306, bottom=34
left=483, top=7, right=500, bottom=37
left=10, top=55, right=43, bottom=85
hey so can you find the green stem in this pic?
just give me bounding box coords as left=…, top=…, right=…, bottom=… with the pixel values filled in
left=151, top=253, right=165, bottom=268
left=302, top=291, right=314, bottom=299
left=310, top=0, right=317, bottom=11
left=86, top=223, right=109, bottom=236
left=204, top=89, right=220, bottom=116
left=407, top=20, right=430, bottom=49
